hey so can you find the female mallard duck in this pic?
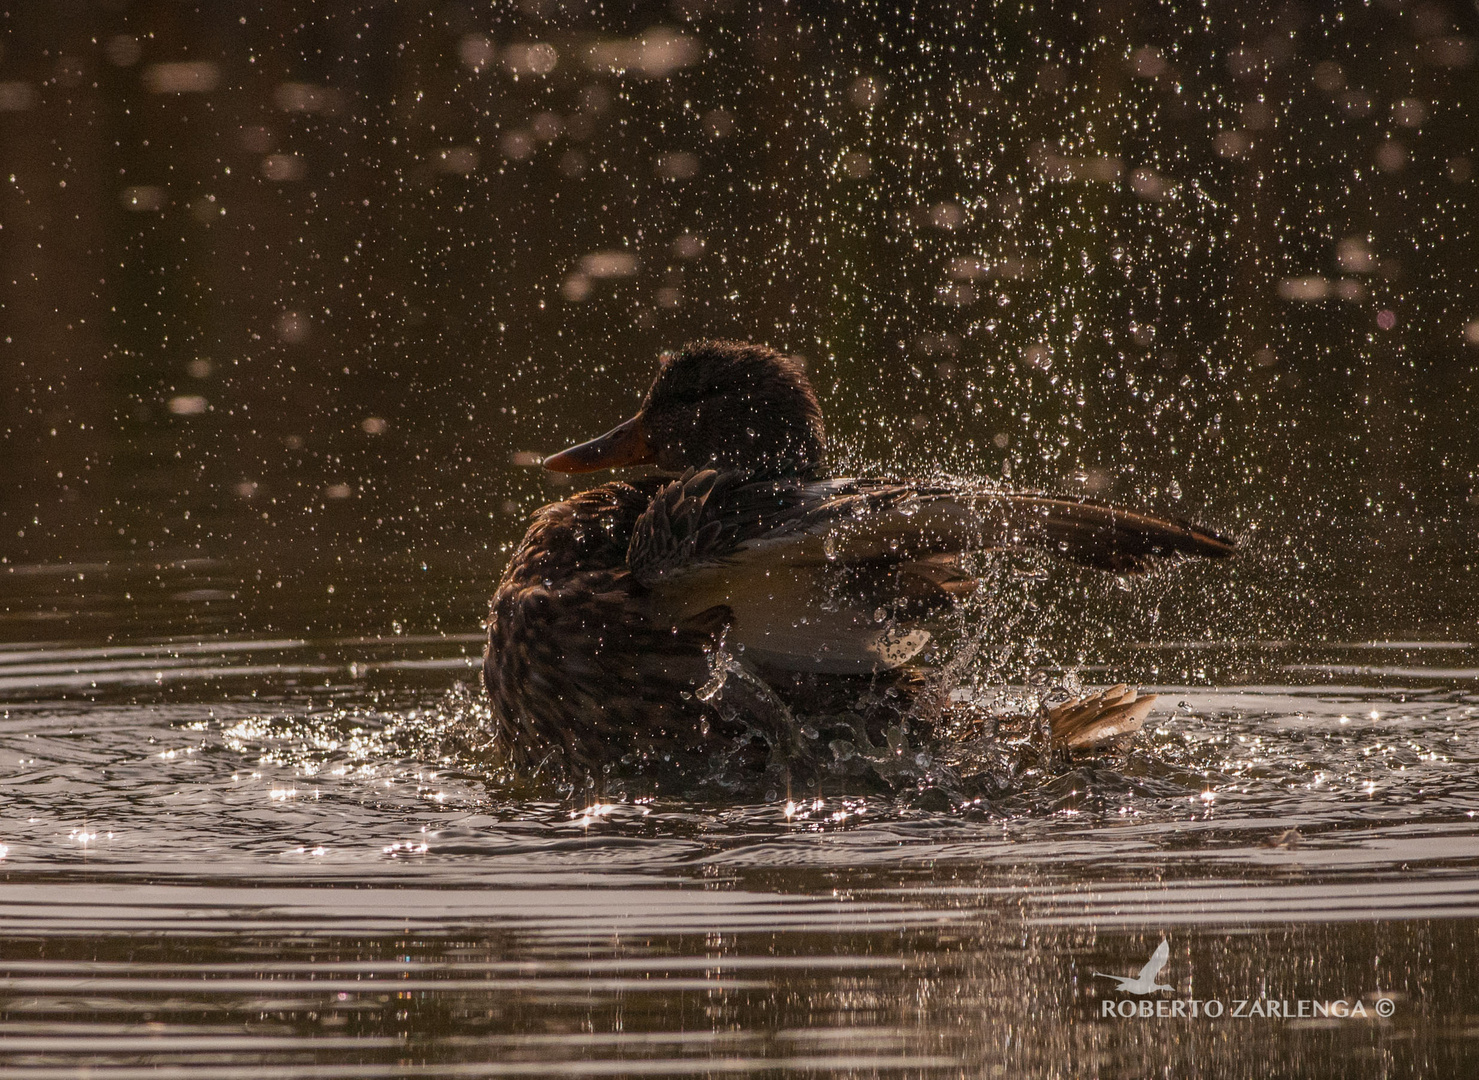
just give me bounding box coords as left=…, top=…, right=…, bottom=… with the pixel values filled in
left=484, top=340, right=1234, bottom=774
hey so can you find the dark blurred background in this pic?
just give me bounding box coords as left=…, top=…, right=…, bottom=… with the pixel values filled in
left=1, top=0, right=1476, bottom=653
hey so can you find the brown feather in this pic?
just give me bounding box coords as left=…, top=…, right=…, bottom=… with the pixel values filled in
left=485, top=342, right=1235, bottom=773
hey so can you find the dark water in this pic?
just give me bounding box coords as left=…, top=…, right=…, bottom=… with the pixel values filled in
left=3, top=2, right=1479, bottom=1076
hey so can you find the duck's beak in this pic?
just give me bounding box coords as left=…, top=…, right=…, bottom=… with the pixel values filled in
left=543, top=414, right=655, bottom=473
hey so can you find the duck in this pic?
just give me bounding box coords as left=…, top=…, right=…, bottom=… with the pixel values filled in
left=483, top=340, right=1234, bottom=776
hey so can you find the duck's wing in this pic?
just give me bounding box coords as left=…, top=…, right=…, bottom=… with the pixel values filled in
left=706, top=478, right=1236, bottom=573
left=633, top=471, right=1234, bottom=675
left=625, top=472, right=922, bottom=672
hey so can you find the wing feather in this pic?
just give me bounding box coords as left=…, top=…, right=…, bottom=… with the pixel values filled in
left=638, top=477, right=1233, bottom=675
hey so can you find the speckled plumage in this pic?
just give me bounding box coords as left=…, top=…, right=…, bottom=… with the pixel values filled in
left=483, top=340, right=1234, bottom=774
left=482, top=477, right=714, bottom=772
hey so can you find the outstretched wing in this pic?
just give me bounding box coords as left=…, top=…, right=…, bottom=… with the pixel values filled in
left=634, top=474, right=936, bottom=672
left=634, top=473, right=1234, bottom=675
left=641, top=474, right=1234, bottom=576
left=1137, top=939, right=1171, bottom=983
left=724, top=482, right=1235, bottom=573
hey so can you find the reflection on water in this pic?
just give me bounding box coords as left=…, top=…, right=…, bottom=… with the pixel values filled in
left=5, top=626, right=1479, bottom=865
left=1, top=874, right=1473, bottom=1076
left=3, top=0, right=1478, bottom=1075
left=3, top=617, right=1479, bottom=1072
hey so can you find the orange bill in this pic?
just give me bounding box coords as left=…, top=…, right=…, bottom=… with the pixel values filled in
left=542, top=414, right=654, bottom=473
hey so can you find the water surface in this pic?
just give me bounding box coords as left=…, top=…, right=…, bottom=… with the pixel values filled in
left=3, top=1, right=1479, bottom=1075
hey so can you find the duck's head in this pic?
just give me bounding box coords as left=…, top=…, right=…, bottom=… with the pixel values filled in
left=543, top=340, right=826, bottom=478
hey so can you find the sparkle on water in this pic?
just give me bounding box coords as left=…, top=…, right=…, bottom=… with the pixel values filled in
left=2, top=1, right=1477, bottom=1076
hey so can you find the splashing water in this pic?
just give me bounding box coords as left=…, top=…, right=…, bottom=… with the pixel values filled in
left=2, top=1, right=1478, bottom=1074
